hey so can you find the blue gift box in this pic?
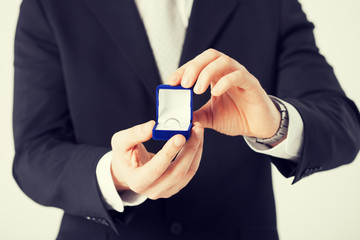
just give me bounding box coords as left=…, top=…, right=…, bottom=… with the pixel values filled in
left=153, top=85, right=193, bottom=140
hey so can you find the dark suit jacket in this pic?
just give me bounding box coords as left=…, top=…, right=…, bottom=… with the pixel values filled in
left=13, top=0, right=360, bottom=239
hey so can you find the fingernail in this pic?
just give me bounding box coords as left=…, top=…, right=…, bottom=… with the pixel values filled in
left=194, top=83, right=202, bottom=93
left=182, top=76, right=189, bottom=86
left=174, top=135, right=185, bottom=147
left=194, top=127, right=203, bottom=136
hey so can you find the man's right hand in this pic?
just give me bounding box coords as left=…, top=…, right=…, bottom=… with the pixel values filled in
left=110, top=120, right=204, bottom=200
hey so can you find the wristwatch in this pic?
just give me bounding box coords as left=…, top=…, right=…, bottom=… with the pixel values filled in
left=247, top=97, right=289, bottom=146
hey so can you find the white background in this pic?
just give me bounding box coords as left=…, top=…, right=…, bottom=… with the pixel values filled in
left=0, top=0, right=359, bottom=239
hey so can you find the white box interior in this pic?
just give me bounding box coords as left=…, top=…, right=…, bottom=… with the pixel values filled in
left=156, top=89, right=191, bottom=131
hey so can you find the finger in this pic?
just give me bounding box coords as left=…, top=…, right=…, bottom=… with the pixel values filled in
left=143, top=125, right=203, bottom=199
left=181, top=49, right=223, bottom=88
left=167, top=124, right=203, bottom=176
left=182, top=124, right=204, bottom=181
left=130, top=145, right=141, bottom=168
left=170, top=123, right=204, bottom=183
left=211, top=70, right=257, bottom=96
left=194, top=55, right=235, bottom=95
left=167, top=61, right=190, bottom=86
left=112, top=120, right=155, bottom=151
left=139, top=134, right=186, bottom=184
left=166, top=124, right=204, bottom=196
left=133, top=144, right=152, bottom=167
left=193, top=103, right=213, bottom=129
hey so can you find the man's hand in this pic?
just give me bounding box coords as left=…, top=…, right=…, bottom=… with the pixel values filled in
left=110, top=120, right=204, bottom=200
left=168, top=49, right=281, bottom=139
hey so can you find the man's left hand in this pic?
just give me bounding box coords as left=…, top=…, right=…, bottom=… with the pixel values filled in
left=168, top=49, right=281, bottom=138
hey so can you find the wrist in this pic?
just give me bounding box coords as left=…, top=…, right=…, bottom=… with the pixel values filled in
left=110, top=158, right=130, bottom=191
left=253, top=89, right=282, bottom=138
left=247, top=97, right=289, bottom=146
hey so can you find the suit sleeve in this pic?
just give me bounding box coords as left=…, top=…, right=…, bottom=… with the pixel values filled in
left=271, top=0, right=360, bottom=183
left=13, top=0, right=131, bottom=233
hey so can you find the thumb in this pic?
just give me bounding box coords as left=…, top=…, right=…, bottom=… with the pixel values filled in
left=112, top=120, right=155, bottom=151
left=193, top=104, right=212, bottom=129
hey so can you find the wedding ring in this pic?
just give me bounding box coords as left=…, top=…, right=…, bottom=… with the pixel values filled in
left=165, top=118, right=180, bottom=129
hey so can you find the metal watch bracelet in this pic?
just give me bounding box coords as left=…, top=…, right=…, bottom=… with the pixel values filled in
left=247, top=97, right=289, bottom=146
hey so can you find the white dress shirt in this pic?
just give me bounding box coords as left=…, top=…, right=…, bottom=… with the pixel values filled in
left=96, top=0, right=304, bottom=213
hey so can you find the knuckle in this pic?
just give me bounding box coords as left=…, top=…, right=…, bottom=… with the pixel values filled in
left=200, top=68, right=211, bottom=80
left=153, top=168, right=164, bottom=177
left=252, top=75, right=261, bottom=85
left=173, top=70, right=182, bottom=79
left=129, top=125, right=141, bottom=137
left=189, top=145, right=200, bottom=154
left=220, top=74, right=230, bottom=84
left=205, top=48, right=219, bottom=57
left=187, top=167, right=198, bottom=177
left=147, top=168, right=160, bottom=179
left=164, top=192, right=175, bottom=198
left=147, top=193, right=161, bottom=200
left=188, top=60, right=201, bottom=72
left=221, top=55, right=232, bottom=65
left=130, top=183, right=146, bottom=193
left=224, top=72, right=236, bottom=84
left=171, top=187, right=183, bottom=196
left=111, top=132, right=121, bottom=148
left=235, top=70, right=245, bottom=79
left=174, top=169, right=187, bottom=180
left=163, top=150, right=175, bottom=160
left=239, top=64, right=248, bottom=72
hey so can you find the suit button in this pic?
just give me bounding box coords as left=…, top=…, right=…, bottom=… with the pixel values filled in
left=170, top=222, right=182, bottom=236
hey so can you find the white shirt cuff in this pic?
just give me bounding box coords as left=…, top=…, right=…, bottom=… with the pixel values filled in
left=244, top=97, right=304, bottom=161
left=96, top=151, right=147, bottom=212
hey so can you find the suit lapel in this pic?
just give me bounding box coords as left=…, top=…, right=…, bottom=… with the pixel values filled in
left=82, top=0, right=240, bottom=102
left=83, top=0, right=160, bottom=102
left=180, top=0, right=240, bottom=65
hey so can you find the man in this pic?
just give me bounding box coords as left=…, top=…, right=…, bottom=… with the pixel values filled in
left=13, top=0, right=360, bottom=239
